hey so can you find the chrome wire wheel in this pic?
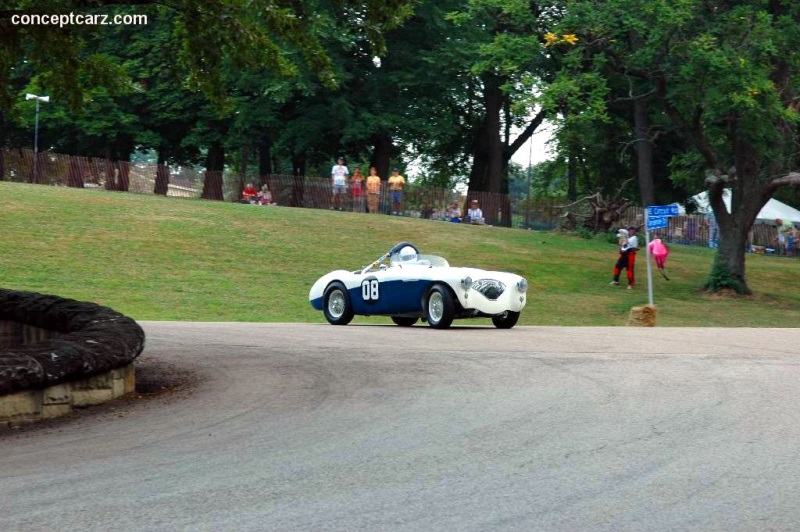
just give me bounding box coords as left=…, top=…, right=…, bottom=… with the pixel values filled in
left=426, top=284, right=454, bottom=329
left=327, top=289, right=346, bottom=318
left=428, top=291, right=444, bottom=323
left=323, top=282, right=354, bottom=325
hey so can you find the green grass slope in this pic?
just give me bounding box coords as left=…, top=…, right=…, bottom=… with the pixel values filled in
left=2, top=182, right=799, bottom=327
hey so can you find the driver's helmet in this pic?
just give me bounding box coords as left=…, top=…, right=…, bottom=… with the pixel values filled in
left=391, top=245, right=418, bottom=265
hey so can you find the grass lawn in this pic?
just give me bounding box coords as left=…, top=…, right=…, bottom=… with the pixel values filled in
left=2, top=181, right=799, bottom=327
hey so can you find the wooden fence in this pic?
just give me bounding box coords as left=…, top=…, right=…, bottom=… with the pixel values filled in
left=2, top=147, right=797, bottom=256
left=617, top=206, right=799, bottom=256
left=0, top=148, right=564, bottom=229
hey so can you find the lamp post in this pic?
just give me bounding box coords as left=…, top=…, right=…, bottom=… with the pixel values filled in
left=526, top=132, right=533, bottom=228
left=25, top=93, right=49, bottom=183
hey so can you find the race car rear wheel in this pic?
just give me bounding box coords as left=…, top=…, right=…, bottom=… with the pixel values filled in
left=426, top=284, right=454, bottom=329
left=391, top=317, right=418, bottom=327
left=324, top=282, right=354, bottom=325
left=492, top=311, right=520, bottom=329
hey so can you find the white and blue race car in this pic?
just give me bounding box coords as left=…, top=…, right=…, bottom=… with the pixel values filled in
left=309, top=242, right=528, bottom=329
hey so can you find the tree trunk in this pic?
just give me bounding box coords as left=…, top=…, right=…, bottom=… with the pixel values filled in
left=468, top=76, right=505, bottom=194
left=467, top=124, right=491, bottom=192
left=154, top=148, right=169, bottom=196
left=567, top=151, right=578, bottom=201
left=370, top=132, right=393, bottom=183
left=0, top=112, right=6, bottom=181
left=290, top=152, right=306, bottom=207
left=238, top=146, right=249, bottom=192
left=104, top=146, right=117, bottom=191
left=291, top=152, right=305, bottom=177
left=709, top=219, right=751, bottom=294
left=634, top=96, right=655, bottom=206
left=201, top=141, right=225, bottom=201
left=258, top=137, right=272, bottom=177
left=705, top=132, right=770, bottom=295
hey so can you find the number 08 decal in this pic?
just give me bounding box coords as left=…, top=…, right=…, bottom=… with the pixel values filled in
left=361, top=277, right=380, bottom=303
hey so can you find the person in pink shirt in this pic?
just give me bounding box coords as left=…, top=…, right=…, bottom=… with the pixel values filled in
left=648, top=238, right=670, bottom=280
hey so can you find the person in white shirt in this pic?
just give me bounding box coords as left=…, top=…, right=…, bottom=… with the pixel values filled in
left=466, top=199, right=485, bottom=224
left=330, top=157, right=349, bottom=210
left=611, top=225, right=639, bottom=289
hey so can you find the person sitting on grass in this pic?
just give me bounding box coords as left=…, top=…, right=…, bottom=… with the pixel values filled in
left=446, top=201, right=462, bottom=223
left=465, top=199, right=485, bottom=224
left=241, top=183, right=258, bottom=204
left=258, top=184, right=274, bottom=205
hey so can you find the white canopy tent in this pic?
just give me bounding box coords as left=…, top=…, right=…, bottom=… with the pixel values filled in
left=689, top=190, right=800, bottom=223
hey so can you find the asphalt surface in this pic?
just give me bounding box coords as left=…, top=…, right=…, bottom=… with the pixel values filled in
left=1, top=322, right=799, bottom=531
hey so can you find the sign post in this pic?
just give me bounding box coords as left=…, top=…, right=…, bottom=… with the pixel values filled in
left=645, top=205, right=679, bottom=306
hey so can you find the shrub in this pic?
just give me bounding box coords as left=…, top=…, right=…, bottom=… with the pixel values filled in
left=703, top=260, right=746, bottom=294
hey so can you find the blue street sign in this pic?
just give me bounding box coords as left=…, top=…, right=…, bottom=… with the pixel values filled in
left=647, top=216, right=668, bottom=230
left=647, top=204, right=680, bottom=217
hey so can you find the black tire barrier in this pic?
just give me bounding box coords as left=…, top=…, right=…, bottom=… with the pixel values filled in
left=0, top=289, right=145, bottom=397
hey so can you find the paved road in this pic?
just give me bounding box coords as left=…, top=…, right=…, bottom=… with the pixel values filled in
left=1, top=323, right=799, bottom=531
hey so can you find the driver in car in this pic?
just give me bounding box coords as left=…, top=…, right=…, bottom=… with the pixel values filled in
left=391, top=245, right=419, bottom=267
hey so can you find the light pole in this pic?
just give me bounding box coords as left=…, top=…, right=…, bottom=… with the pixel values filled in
left=526, top=132, right=533, bottom=228
left=25, top=93, right=49, bottom=183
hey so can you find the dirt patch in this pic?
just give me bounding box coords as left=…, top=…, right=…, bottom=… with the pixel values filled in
left=131, top=355, right=202, bottom=399
left=0, top=355, right=202, bottom=437
left=702, top=288, right=752, bottom=300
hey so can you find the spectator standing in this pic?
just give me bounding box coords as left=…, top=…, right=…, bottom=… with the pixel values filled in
left=647, top=237, right=670, bottom=280
left=794, top=226, right=800, bottom=257
left=388, top=168, right=405, bottom=215
left=350, top=168, right=365, bottom=212
left=705, top=212, right=719, bottom=248
left=610, top=225, right=639, bottom=289
left=465, top=199, right=485, bottom=224
left=331, top=157, right=349, bottom=210
left=773, top=218, right=794, bottom=255
left=366, top=167, right=382, bottom=214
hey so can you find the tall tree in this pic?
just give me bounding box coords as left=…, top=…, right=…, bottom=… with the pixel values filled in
left=446, top=0, right=561, bottom=209
left=1, top=0, right=414, bottom=181
left=547, top=0, right=800, bottom=294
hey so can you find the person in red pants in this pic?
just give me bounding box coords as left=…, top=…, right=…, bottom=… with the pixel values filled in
left=610, top=226, right=639, bottom=289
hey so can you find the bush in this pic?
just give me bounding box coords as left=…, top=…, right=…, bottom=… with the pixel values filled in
left=703, top=260, right=746, bottom=294
left=578, top=226, right=594, bottom=240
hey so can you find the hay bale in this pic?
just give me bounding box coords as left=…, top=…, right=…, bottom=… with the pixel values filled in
left=626, top=305, right=657, bottom=327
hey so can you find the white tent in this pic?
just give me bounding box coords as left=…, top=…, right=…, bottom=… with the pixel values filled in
left=690, top=190, right=800, bottom=223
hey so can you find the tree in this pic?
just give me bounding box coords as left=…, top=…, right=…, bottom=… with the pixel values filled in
left=446, top=2, right=557, bottom=196
left=548, top=0, right=800, bottom=294
left=1, top=0, right=415, bottom=185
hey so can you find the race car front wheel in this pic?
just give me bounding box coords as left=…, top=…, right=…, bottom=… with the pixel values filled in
left=426, top=284, right=454, bottom=329
left=492, top=311, right=520, bottom=329
left=324, top=282, right=354, bottom=325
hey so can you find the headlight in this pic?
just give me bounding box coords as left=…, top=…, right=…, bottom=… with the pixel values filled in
left=471, top=279, right=505, bottom=300
left=461, top=276, right=473, bottom=289
left=516, top=278, right=528, bottom=293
